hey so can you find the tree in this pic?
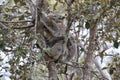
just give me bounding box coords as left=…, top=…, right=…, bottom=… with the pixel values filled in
left=0, top=0, right=119, bottom=80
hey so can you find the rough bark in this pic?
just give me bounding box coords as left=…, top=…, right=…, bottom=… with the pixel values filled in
left=48, top=62, right=58, bottom=80
left=83, top=22, right=97, bottom=80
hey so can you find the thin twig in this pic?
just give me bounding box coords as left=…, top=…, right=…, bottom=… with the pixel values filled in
left=34, top=7, right=38, bottom=36
left=13, top=23, right=34, bottom=29
left=0, top=20, right=33, bottom=23
left=0, top=22, right=7, bottom=29
left=59, top=60, right=83, bottom=69
left=91, top=71, right=101, bottom=79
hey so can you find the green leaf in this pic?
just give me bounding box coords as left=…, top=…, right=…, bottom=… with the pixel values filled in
left=109, top=68, right=114, bottom=75
left=0, top=41, right=5, bottom=50
left=14, top=0, right=19, bottom=4
left=21, top=50, right=27, bottom=58
left=102, top=67, right=108, bottom=70
left=113, top=40, right=119, bottom=48
left=109, top=68, right=116, bottom=75
left=80, top=48, right=84, bottom=51
left=85, top=22, right=90, bottom=29
left=99, top=51, right=105, bottom=63
left=53, top=2, right=58, bottom=10
left=19, top=15, right=24, bottom=20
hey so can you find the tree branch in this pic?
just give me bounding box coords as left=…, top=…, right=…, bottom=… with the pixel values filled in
left=0, top=22, right=7, bottom=29
left=13, top=23, right=34, bottom=29
left=0, top=20, right=33, bottom=23
left=59, top=60, right=83, bottom=69
left=83, top=21, right=97, bottom=80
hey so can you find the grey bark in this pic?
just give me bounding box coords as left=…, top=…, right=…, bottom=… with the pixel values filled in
left=83, top=22, right=97, bottom=80
left=48, top=62, right=58, bottom=80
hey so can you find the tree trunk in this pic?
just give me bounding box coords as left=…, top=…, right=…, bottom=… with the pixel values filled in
left=48, top=62, right=58, bottom=80
left=83, top=22, right=97, bottom=80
